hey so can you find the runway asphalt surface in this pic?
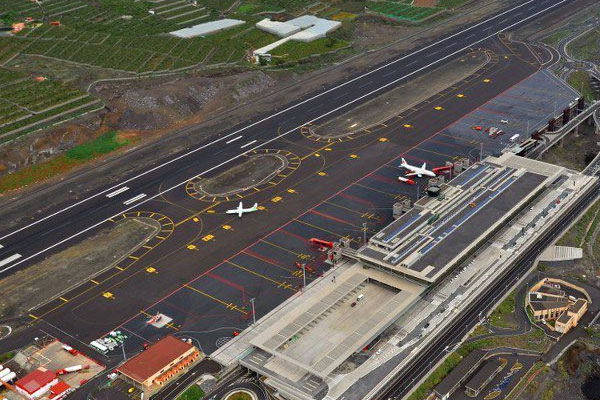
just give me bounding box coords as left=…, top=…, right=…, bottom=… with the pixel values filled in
left=0, top=37, right=543, bottom=353
left=0, top=0, right=586, bottom=398
left=0, top=0, right=576, bottom=277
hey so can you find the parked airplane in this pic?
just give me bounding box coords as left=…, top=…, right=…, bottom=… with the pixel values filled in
left=399, top=157, right=436, bottom=178
left=226, top=201, right=259, bottom=217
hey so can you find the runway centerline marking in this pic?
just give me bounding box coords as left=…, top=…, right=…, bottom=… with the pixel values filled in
left=106, top=186, right=129, bottom=198
left=0, top=0, right=564, bottom=258
left=226, top=135, right=243, bottom=144
left=240, top=140, right=257, bottom=149
left=123, top=193, right=147, bottom=205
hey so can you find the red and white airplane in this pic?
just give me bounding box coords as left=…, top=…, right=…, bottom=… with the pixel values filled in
left=399, top=157, right=436, bottom=178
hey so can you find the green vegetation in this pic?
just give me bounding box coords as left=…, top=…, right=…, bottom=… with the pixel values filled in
left=407, top=351, right=464, bottom=400
left=0, top=130, right=129, bottom=193
left=366, top=1, right=442, bottom=22
left=0, top=351, right=15, bottom=363
left=177, top=385, right=205, bottom=400
left=568, top=70, right=597, bottom=103
left=66, top=130, right=128, bottom=160
left=437, top=0, right=469, bottom=8
left=0, top=67, right=101, bottom=143
left=542, top=29, right=571, bottom=47
left=488, top=291, right=518, bottom=329
left=270, top=37, right=349, bottom=62
left=225, top=393, right=252, bottom=400
left=568, top=28, right=600, bottom=63
left=557, top=199, right=600, bottom=247
left=506, top=361, right=545, bottom=399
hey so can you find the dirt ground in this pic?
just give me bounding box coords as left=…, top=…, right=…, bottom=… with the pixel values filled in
left=540, top=123, right=600, bottom=171
left=313, top=50, right=489, bottom=137
left=0, top=218, right=158, bottom=320
left=521, top=342, right=600, bottom=400
left=198, top=154, right=286, bottom=195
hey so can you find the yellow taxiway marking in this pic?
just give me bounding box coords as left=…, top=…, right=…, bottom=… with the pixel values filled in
left=318, top=171, right=327, bottom=176
left=287, top=188, right=296, bottom=194
left=128, top=255, right=139, bottom=260
left=228, top=260, right=295, bottom=291
left=59, top=297, right=69, bottom=303
left=90, top=280, right=99, bottom=285
left=403, top=124, right=413, bottom=128
left=187, top=244, right=198, bottom=250
left=379, top=137, right=388, bottom=142
left=202, top=234, right=215, bottom=242
left=483, top=78, right=491, bottom=83
left=222, top=225, right=232, bottom=230
left=176, top=202, right=221, bottom=227
left=271, top=196, right=283, bottom=203
left=261, top=239, right=311, bottom=260
left=102, top=292, right=114, bottom=300
left=184, top=284, right=247, bottom=314
left=146, top=267, right=157, bottom=274
left=115, top=266, right=125, bottom=271
left=350, top=154, right=358, bottom=159
left=434, top=106, right=444, bottom=111
left=29, top=314, right=38, bottom=320
left=143, top=245, right=153, bottom=250
left=457, top=94, right=465, bottom=98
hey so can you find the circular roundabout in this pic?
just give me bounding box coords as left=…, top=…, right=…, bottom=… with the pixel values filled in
left=186, top=149, right=300, bottom=202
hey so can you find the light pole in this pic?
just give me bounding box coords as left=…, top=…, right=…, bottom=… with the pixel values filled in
left=121, top=341, right=127, bottom=361
left=301, top=263, right=307, bottom=291
left=250, top=298, right=256, bottom=325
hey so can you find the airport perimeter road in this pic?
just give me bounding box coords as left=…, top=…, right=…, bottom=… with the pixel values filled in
left=378, top=182, right=600, bottom=400
left=0, top=0, right=576, bottom=277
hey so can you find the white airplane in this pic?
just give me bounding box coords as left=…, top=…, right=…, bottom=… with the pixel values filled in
left=399, top=157, right=436, bottom=178
left=226, top=201, right=259, bottom=218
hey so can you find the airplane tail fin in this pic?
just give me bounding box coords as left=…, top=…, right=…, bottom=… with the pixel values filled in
left=253, top=203, right=258, bottom=209
left=401, top=157, right=407, bottom=165
left=422, top=162, right=427, bottom=169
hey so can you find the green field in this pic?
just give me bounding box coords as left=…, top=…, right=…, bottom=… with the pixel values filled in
left=366, top=0, right=443, bottom=22
left=0, top=67, right=102, bottom=143
left=0, top=130, right=129, bottom=193
left=177, top=385, right=205, bottom=400
left=0, top=0, right=357, bottom=74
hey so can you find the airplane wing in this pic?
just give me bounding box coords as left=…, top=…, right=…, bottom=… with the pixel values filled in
left=405, top=172, right=419, bottom=177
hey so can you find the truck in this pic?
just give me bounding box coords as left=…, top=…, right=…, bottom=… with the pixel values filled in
left=509, top=134, right=520, bottom=143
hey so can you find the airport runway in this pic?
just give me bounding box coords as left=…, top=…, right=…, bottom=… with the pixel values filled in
left=0, top=3, right=583, bottom=398
left=0, top=36, right=545, bottom=358
left=0, top=0, right=576, bottom=277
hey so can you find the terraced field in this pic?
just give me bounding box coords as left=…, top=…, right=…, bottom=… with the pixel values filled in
left=0, top=67, right=102, bottom=143
left=366, top=0, right=443, bottom=22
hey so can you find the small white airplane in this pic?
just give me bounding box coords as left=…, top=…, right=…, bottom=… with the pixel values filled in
left=399, top=157, right=436, bottom=178
left=226, top=201, right=259, bottom=218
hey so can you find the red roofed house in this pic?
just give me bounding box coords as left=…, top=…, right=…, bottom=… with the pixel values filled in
left=15, top=367, right=58, bottom=399
left=48, top=380, right=71, bottom=399
left=116, top=335, right=199, bottom=388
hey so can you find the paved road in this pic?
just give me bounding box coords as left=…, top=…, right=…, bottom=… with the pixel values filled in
left=0, top=0, right=576, bottom=278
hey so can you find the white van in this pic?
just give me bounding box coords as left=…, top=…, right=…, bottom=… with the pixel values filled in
left=509, top=134, right=520, bottom=143
left=357, top=294, right=364, bottom=302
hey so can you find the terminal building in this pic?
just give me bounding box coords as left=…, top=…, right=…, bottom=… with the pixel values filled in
left=357, top=153, right=563, bottom=284
left=213, top=151, right=596, bottom=400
